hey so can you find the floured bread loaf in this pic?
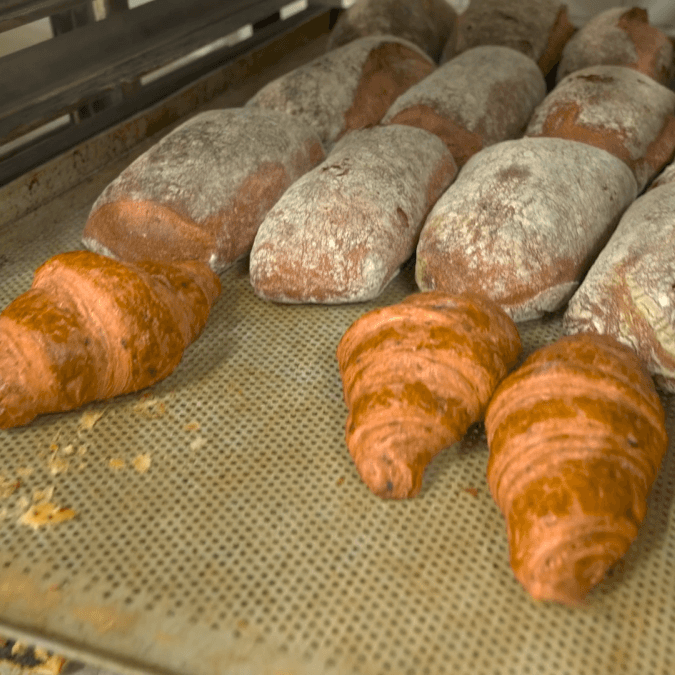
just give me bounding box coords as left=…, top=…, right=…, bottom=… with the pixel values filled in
left=246, top=35, right=435, bottom=150
left=650, top=157, right=675, bottom=189
left=525, top=65, right=675, bottom=191
left=327, top=0, right=458, bottom=63
left=250, top=125, right=456, bottom=304
left=82, top=108, right=325, bottom=272
left=557, top=7, right=674, bottom=84
left=446, top=0, right=575, bottom=74
left=563, top=181, right=675, bottom=393
left=382, top=45, right=546, bottom=167
left=415, top=137, right=637, bottom=321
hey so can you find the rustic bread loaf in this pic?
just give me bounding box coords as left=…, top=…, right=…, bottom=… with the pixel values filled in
left=82, top=108, right=325, bottom=273
left=415, top=137, right=637, bottom=322
left=337, top=291, right=521, bottom=499
left=563, top=181, right=675, bottom=393
left=382, top=45, right=546, bottom=167
left=485, top=333, right=667, bottom=605
left=250, top=125, right=456, bottom=304
left=245, top=35, right=435, bottom=151
left=525, top=65, right=675, bottom=191
left=445, top=0, right=575, bottom=74
left=327, top=0, right=458, bottom=63
left=557, top=7, right=674, bottom=84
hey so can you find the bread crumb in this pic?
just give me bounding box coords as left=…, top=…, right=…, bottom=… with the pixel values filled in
left=134, top=395, right=167, bottom=419
left=132, top=454, right=152, bottom=474
left=19, top=503, right=76, bottom=529
left=189, top=436, right=206, bottom=451
left=109, top=458, right=125, bottom=470
left=0, top=473, right=19, bottom=499
left=77, top=444, right=88, bottom=456
left=61, top=444, right=75, bottom=456
left=48, top=455, right=69, bottom=475
left=183, top=420, right=201, bottom=431
left=11, top=641, right=27, bottom=656
left=33, top=486, right=54, bottom=504
left=78, top=409, right=105, bottom=431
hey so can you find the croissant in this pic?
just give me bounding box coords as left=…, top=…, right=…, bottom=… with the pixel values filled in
left=336, top=291, right=522, bottom=498
left=0, top=251, right=221, bottom=429
left=485, top=333, right=668, bottom=605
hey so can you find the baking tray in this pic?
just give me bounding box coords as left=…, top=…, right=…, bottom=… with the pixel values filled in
left=1, top=15, right=674, bottom=675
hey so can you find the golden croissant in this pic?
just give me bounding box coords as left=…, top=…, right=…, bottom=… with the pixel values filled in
left=337, top=291, right=522, bottom=498
left=0, top=250, right=221, bottom=429
left=485, top=332, right=668, bottom=604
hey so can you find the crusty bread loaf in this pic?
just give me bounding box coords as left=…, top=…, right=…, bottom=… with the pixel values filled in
left=245, top=36, right=435, bottom=150
left=250, top=125, right=456, bottom=304
left=415, top=137, right=637, bottom=321
left=525, top=65, right=675, bottom=191
left=382, top=45, right=546, bottom=167
left=82, top=108, right=325, bottom=272
left=327, top=0, right=458, bottom=63
left=563, top=181, right=675, bottom=393
left=445, top=0, right=575, bottom=74
left=557, top=7, right=674, bottom=84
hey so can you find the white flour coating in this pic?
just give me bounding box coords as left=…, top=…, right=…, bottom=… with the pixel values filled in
left=564, top=183, right=675, bottom=391
left=245, top=35, right=433, bottom=150
left=88, top=108, right=322, bottom=224
left=526, top=65, right=675, bottom=190
left=382, top=45, right=546, bottom=143
left=327, top=0, right=458, bottom=61
left=250, top=125, right=455, bottom=304
left=454, top=0, right=564, bottom=62
left=557, top=8, right=638, bottom=81
left=83, top=108, right=324, bottom=271
left=415, top=137, right=637, bottom=322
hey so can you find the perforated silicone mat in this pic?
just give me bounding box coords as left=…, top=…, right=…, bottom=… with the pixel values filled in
left=1, top=115, right=675, bottom=675
left=0, top=173, right=674, bottom=675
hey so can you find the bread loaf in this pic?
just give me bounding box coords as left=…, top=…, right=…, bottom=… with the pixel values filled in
left=557, top=7, right=674, bottom=84
left=82, top=108, right=324, bottom=272
left=327, top=0, right=458, bottom=63
left=446, top=0, right=575, bottom=74
left=246, top=36, right=435, bottom=150
left=415, top=137, right=637, bottom=321
left=337, top=291, right=521, bottom=499
left=250, top=125, right=456, bottom=304
left=563, top=181, right=675, bottom=393
left=0, top=251, right=221, bottom=429
left=485, top=333, right=668, bottom=605
left=525, top=65, right=675, bottom=191
left=382, top=45, right=546, bottom=167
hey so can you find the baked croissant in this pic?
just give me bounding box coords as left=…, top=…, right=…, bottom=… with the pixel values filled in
left=337, top=291, right=522, bottom=498
left=0, top=251, right=221, bottom=429
left=485, top=333, right=668, bottom=605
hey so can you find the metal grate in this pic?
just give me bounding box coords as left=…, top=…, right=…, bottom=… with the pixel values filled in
left=0, top=161, right=674, bottom=674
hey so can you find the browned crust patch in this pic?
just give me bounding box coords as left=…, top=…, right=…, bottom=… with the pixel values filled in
left=387, top=104, right=483, bottom=167
left=618, top=7, right=673, bottom=84
left=341, top=43, right=435, bottom=137
left=538, top=5, right=576, bottom=75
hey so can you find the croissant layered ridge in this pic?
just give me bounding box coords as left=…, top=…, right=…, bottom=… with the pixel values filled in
left=337, top=291, right=522, bottom=498
left=485, top=333, right=668, bottom=605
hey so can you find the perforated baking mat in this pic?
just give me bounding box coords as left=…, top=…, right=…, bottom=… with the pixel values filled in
left=0, top=174, right=674, bottom=675
left=1, top=53, right=675, bottom=675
